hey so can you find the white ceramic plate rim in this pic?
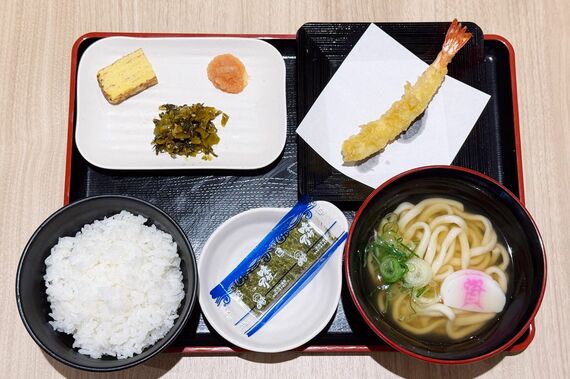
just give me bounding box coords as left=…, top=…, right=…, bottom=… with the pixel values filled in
left=198, top=203, right=347, bottom=352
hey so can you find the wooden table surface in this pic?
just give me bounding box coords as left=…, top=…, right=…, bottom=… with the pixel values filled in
left=2, top=1, right=568, bottom=378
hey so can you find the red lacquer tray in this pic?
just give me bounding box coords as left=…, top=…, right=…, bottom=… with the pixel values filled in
left=64, top=27, right=535, bottom=356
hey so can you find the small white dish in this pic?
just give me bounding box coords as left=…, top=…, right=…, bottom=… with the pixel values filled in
left=76, top=36, right=286, bottom=170
left=198, top=202, right=347, bottom=352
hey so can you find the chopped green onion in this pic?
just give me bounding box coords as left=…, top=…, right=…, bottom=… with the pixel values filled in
left=379, top=257, right=407, bottom=283
left=415, top=286, right=428, bottom=298
left=382, top=221, right=399, bottom=234
left=403, top=257, right=433, bottom=288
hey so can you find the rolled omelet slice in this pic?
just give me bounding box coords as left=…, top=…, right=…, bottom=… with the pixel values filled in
left=96, top=48, right=158, bottom=105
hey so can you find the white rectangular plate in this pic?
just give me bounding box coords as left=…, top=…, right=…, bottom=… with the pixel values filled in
left=76, top=37, right=287, bottom=170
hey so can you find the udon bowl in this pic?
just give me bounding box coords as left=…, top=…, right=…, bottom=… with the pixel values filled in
left=344, top=166, right=546, bottom=363
left=16, top=195, right=198, bottom=372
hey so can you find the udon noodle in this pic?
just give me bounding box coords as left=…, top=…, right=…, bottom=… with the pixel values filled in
left=365, top=198, right=510, bottom=341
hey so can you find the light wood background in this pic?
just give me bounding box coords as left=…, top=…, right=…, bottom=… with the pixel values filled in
left=1, top=0, right=568, bottom=378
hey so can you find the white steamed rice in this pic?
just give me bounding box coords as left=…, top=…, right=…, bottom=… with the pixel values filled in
left=44, top=210, right=184, bottom=359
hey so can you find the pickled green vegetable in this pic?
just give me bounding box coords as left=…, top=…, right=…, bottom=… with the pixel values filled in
left=151, top=103, right=229, bottom=160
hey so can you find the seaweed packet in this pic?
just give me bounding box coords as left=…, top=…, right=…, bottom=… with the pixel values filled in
left=209, top=200, right=347, bottom=337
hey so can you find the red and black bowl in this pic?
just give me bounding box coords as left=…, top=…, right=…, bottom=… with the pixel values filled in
left=344, top=166, right=546, bottom=364
left=15, top=195, right=198, bottom=372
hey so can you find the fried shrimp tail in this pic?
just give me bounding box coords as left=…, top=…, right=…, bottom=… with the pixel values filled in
left=341, top=19, right=472, bottom=163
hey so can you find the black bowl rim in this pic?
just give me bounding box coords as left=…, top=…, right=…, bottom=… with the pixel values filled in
left=343, top=165, right=547, bottom=364
left=15, top=195, right=199, bottom=372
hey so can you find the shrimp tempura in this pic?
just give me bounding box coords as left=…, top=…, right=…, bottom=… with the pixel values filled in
left=341, top=19, right=472, bottom=163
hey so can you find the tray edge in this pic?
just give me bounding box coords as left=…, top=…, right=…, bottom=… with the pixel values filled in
left=63, top=32, right=534, bottom=357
